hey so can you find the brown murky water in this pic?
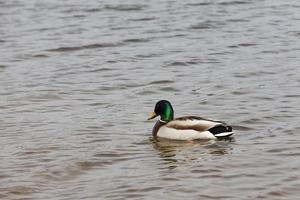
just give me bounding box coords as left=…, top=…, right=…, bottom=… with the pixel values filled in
left=1, top=0, right=300, bottom=199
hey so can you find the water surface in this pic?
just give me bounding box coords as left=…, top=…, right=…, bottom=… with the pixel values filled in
left=1, top=0, right=300, bottom=199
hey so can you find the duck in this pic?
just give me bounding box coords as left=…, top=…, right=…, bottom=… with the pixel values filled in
left=148, top=100, right=233, bottom=140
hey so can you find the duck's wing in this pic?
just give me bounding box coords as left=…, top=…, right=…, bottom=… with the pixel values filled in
left=167, top=116, right=233, bottom=137
left=174, top=116, right=225, bottom=123
left=167, top=116, right=222, bottom=131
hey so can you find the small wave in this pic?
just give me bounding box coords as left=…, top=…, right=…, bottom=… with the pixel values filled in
left=283, top=94, right=300, bottom=98
left=239, top=118, right=264, bottom=124
left=27, top=94, right=63, bottom=102
left=287, top=31, right=300, bottom=37
left=84, top=68, right=115, bottom=73
left=164, top=61, right=189, bottom=67
left=186, top=2, right=212, bottom=6
left=228, top=45, right=239, bottom=48
left=164, top=33, right=187, bottom=38
left=129, top=17, right=156, bottom=21
left=159, top=87, right=180, bottom=92
left=31, top=54, right=49, bottom=58
left=18, top=146, right=60, bottom=158
left=83, top=8, right=102, bottom=13
left=231, top=90, right=248, bottom=95
left=94, top=152, right=134, bottom=158
left=199, top=194, right=233, bottom=199
left=266, top=147, right=292, bottom=153
left=37, top=164, right=94, bottom=182
left=227, top=18, right=250, bottom=23
left=267, top=191, right=289, bottom=197
left=99, top=84, right=131, bottom=91
left=191, top=169, right=222, bottom=173
left=208, top=51, right=232, bottom=55
left=135, top=53, right=162, bottom=58
left=81, top=138, right=111, bottom=144
left=233, top=73, right=247, bottom=78
left=260, top=50, right=280, bottom=54
left=231, top=125, right=254, bottom=131
left=238, top=43, right=257, bottom=47
left=149, top=80, right=174, bottom=85
left=72, top=14, right=86, bottom=18
left=185, top=60, right=202, bottom=65
left=218, top=1, right=251, bottom=6
left=190, top=23, right=216, bottom=30
left=190, top=20, right=224, bottom=30
left=76, top=161, right=104, bottom=170
left=253, top=96, right=274, bottom=101
left=5, top=185, right=37, bottom=196
left=136, top=90, right=157, bottom=95
left=123, top=38, right=151, bottom=43
left=47, top=43, right=123, bottom=52
left=104, top=4, right=147, bottom=11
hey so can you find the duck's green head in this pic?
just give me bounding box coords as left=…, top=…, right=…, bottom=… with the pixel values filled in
left=148, top=100, right=174, bottom=122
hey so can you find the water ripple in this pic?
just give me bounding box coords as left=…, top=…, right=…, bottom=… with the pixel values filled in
left=104, top=4, right=147, bottom=11
left=47, top=43, right=123, bottom=52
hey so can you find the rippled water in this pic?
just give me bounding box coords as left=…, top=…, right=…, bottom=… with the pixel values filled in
left=1, top=0, right=300, bottom=199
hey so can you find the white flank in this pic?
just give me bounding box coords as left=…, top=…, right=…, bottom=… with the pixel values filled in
left=157, top=126, right=216, bottom=140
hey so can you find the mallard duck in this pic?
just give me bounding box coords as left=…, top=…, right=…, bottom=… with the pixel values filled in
left=148, top=100, right=233, bottom=140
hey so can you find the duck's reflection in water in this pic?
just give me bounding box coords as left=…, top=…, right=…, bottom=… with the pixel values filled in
left=150, top=137, right=234, bottom=169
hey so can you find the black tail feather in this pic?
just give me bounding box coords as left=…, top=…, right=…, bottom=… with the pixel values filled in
left=208, top=125, right=232, bottom=136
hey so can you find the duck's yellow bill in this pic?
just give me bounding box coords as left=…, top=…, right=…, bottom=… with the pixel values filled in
left=148, top=112, right=157, bottom=120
